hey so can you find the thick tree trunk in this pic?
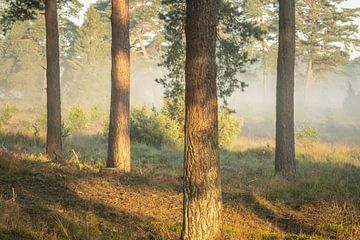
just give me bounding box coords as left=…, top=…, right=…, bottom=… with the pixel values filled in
left=107, top=0, right=131, bottom=171
left=304, top=59, right=313, bottom=106
left=45, top=0, right=62, bottom=158
left=181, top=0, right=222, bottom=239
left=275, top=0, right=296, bottom=177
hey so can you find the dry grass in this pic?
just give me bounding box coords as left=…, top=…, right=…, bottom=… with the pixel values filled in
left=0, top=136, right=359, bottom=239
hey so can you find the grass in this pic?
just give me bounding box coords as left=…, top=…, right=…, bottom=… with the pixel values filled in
left=0, top=104, right=359, bottom=239
left=0, top=132, right=360, bottom=239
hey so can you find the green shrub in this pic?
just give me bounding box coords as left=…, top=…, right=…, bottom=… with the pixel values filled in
left=0, top=103, right=18, bottom=131
left=130, top=106, right=179, bottom=148
left=66, top=105, right=88, bottom=132
left=104, top=103, right=242, bottom=149
left=34, top=109, right=47, bottom=132
left=89, top=105, right=107, bottom=125
left=296, top=123, right=319, bottom=146
left=160, top=99, right=243, bottom=148
left=219, top=109, right=243, bottom=147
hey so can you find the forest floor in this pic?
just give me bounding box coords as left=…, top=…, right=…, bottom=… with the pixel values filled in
left=0, top=134, right=360, bottom=240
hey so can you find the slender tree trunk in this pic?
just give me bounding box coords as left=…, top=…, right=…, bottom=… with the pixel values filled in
left=262, top=65, right=268, bottom=102
left=275, top=0, right=296, bottom=177
left=45, top=0, right=62, bottom=158
left=304, top=59, right=313, bottom=105
left=41, top=67, right=47, bottom=105
left=107, top=0, right=131, bottom=171
left=136, top=30, right=149, bottom=59
left=181, top=0, right=222, bottom=239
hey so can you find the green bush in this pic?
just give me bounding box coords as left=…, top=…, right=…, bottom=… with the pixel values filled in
left=34, top=109, right=47, bottom=132
left=66, top=105, right=88, bottom=132
left=296, top=123, right=319, bottom=146
left=89, top=105, right=107, bottom=125
left=0, top=103, right=18, bottom=132
left=103, top=103, right=242, bottom=149
left=160, top=99, right=243, bottom=148
left=130, top=106, right=180, bottom=148
left=219, top=109, right=243, bottom=147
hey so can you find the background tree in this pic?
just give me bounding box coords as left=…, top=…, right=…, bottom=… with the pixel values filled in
left=296, top=0, right=360, bottom=105
left=181, top=0, right=222, bottom=239
left=243, top=0, right=278, bottom=101
left=1, top=0, right=81, bottom=158
left=157, top=0, right=263, bottom=117
left=64, top=4, right=110, bottom=106
left=44, top=0, right=62, bottom=158
left=275, top=0, right=296, bottom=177
left=107, top=0, right=131, bottom=171
left=0, top=19, right=45, bottom=100
left=93, top=0, right=163, bottom=60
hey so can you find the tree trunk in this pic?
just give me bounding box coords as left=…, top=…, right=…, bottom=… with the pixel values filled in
left=41, top=66, right=47, bottom=105
left=304, top=59, right=313, bottom=106
left=45, top=0, right=62, bottom=158
left=136, top=30, right=149, bottom=59
left=262, top=65, right=268, bottom=102
left=181, top=0, right=222, bottom=239
left=107, top=0, right=131, bottom=171
left=275, top=0, right=296, bottom=177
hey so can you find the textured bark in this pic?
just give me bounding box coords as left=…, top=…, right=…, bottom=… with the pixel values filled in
left=107, top=0, right=131, bottom=171
left=181, top=0, right=222, bottom=239
left=45, top=0, right=62, bottom=158
left=275, top=0, right=296, bottom=177
left=304, top=59, right=314, bottom=105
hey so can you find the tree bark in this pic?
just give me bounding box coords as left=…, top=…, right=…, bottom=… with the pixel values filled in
left=275, top=0, right=296, bottom=177
left=304, top=58, right=313, bottom=106
left=136, top=30, right=149, bottom=59
left=107, top=0, right=131, bottom=171
left=45, top=0, right=62, bottom=158
left=181, top=0, right=222, bottom=239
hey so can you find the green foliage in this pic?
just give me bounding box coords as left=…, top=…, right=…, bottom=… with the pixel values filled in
left=63, top=4, right=110, bottom=105
left=0, top=0, right=82, bottom=33
left=160, top=100, right=243, bottom=148
left=296, top=123, right=320, bottom=146
left=0, top=102, right=17, bottom=132
left=61, top=122, right=71, bottom=142
left=130, top=106, right=181, bottom=148
left=218, top=109, right=243, bottom=148
left=157, top=0, right=263, bottom=106
left=66, top=105, right=88, bottom=132
left=34, top=109, right=47, bottom=132
left=296, top=0, right=360, bottom=74
left=89, top=105, right=107, bottom=125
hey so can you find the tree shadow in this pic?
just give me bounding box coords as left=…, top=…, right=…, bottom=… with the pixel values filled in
left=223, top=191, right=316, bottom=235
left=0, top=163, right=177, bottom=239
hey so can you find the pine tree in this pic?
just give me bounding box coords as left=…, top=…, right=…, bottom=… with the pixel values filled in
left=107, top=0, right=131, bottom=171
left=94, top=0, right=163, bottom=60
left=296, top=0, right=360, bottom=105
left=275, top=0, right=296, bottom=177
left=0, top=19, right=45, bottom=99
left=243, top=0, right=278, bottom=101
left=1, top=0, right=81, bottom=158
left=181, top=1, right=222, bottom=239
left=64, top=4, right=110, bottom=105
left=157, top=0, right=263, bottom=109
